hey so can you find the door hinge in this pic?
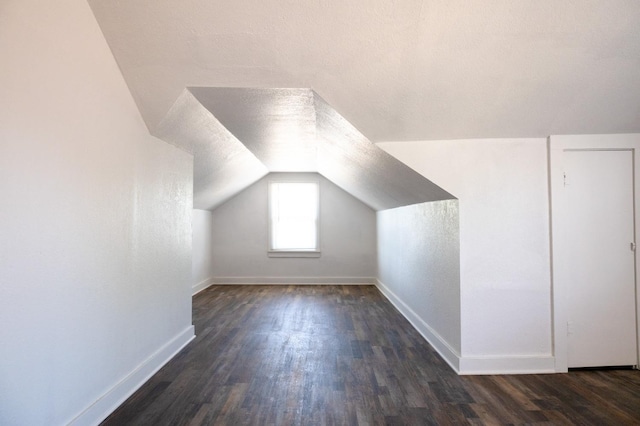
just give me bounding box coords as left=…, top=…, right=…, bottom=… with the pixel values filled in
left=563, top=172, right=567, bottom=187
left=567, top=321, right=574, bottom=335
left=631, top=242, right=636, bottom=252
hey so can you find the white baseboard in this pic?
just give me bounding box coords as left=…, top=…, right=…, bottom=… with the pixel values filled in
left=375, top=280, right=556, bottom=376
left=458, top=355, right=556, bottom=375
left=375, top=279, right=462, bottom=373
left=193, top=277, right=215, bottom=295
left=211, top=276, right=377, bottom=285
left=67, top=325, right=195, bottom=426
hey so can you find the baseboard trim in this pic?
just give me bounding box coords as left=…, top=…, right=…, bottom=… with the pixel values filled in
left=193, top=277, right=215, bottom=295
left=211, top=276, right=377, bottom=285
left=458, top=355, right=556, bottom=375
left=375, top=279, right=461, bottom=373
left=67, top=325, right=195, bottom=426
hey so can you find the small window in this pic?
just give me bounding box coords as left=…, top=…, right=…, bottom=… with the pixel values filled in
left=269, top=181, right=320, bottom=257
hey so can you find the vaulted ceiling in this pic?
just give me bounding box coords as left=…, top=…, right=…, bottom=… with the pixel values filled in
left=88, top=1, right=640, bottom=210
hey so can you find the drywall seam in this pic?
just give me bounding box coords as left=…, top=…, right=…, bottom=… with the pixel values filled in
left=458, top=355, right=555, bottom=375
left=376, top=279, right=461, bottom=373
left=67, top=326, right=195, bottom=426
left=193, top=277, right=215, bottom=295
left=212, top=277, right=377, bottom=285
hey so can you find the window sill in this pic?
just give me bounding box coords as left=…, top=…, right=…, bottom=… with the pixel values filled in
left=268, top=250, right=321, bottom=258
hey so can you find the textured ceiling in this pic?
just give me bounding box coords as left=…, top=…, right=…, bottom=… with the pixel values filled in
left=157, top=88, right=453, bottom=210
left=89, top=0, right=640, bottom=141
left=155, top=90, right=269, bottom=210
left=191, top=87, right=318, bottom=172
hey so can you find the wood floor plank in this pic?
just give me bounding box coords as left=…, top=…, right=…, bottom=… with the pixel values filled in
left=102, top=285, right=640, bottom=425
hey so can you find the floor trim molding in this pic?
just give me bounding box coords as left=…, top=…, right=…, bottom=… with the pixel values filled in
left=193, top=277, right=215, bottom=295
left=211, top=276, right=377, bottom=285
left=68, top=325, right=195, bottom=426
left=375, top=279, right=461, bottom=373
left=458, top=355, right=556, bottom=375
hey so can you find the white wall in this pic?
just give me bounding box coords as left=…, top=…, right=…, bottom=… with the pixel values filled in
left=377, top=200, right=461, bottom=370
left=0, top=1, right=194, bottom=424
left=378, top=139, right=553, bottom=374
left=192, top=209, right=215, bottom=294
left=210, top=173, right=377, bottom=284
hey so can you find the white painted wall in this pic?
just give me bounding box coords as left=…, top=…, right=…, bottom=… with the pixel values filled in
left=192, top=209, right=215, bottom=294
left=377, top=200, right=461, bottom=370
left=378, top=139, right=553, bottom=374
left=210, top=173, right=377, bottom=283
left=0, top=1, right=194, bottom=424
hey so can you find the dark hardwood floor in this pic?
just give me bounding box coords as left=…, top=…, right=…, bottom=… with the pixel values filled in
left=102, top=285, right=640, bottom=425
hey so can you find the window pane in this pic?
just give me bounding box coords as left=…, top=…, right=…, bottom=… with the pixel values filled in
left=273, top=220, right=317, bottom=250
left=270, top=182, right=318, bottom=251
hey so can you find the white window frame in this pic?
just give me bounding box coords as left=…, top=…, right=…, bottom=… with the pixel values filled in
left=268, top=179, right=321, bottom=258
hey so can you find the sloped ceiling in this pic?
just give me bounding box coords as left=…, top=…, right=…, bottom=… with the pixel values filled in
left=88, top=1, right=640, bottom=211
left=155, top=90, right=269, bottom=210
left=157, top=88, right=453, bottom=210
left=191, top=88, right=318, bottom=172
left=89, top=0, right=640, bottom=141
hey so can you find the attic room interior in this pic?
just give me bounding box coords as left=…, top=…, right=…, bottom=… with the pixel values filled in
left=1, top=0, right=640, bottom=424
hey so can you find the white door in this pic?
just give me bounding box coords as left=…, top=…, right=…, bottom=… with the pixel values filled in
left=563, top=149, right=637, bottom=368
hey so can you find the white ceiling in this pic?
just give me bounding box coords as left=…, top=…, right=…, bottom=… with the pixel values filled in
left=90, top=0, right=640, bottom=142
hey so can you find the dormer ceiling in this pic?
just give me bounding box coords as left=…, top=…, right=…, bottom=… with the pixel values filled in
left=192, top=88, right=318, bottom=172
left=156, top=88, right=454, bottom=210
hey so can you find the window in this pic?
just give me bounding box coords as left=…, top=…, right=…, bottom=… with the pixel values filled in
left=269, top=181, right=320, bottom=257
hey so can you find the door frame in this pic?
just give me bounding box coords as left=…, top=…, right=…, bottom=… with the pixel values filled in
left=549, top=134, right=640, bottom=372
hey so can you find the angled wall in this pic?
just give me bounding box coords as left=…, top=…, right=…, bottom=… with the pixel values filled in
left=0, top=1, right=194, bottom=424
